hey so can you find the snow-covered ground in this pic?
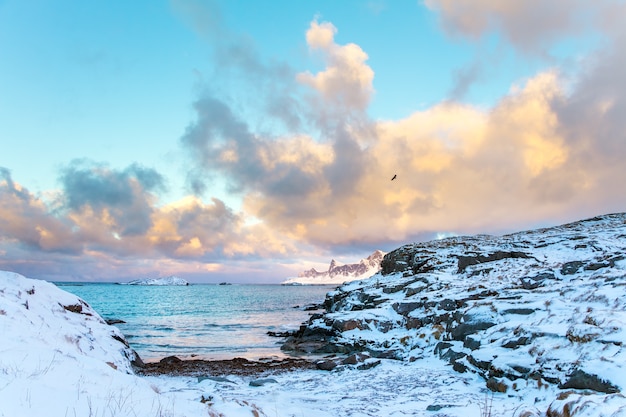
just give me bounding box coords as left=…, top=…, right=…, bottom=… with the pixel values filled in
left=2, top=213, right=626, bottom=416
left=120, top=276, right=189, bottom=285
left=1, top=270, right=518, bottom=417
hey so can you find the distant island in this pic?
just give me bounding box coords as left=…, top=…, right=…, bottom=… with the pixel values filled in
left=282, top=250, right=385, bottom=285
left=120, top=276, right=189, bottom=286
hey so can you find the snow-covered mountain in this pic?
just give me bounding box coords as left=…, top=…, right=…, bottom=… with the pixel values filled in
left=283, top=213, right=626, bottom=415
left=282, top=250, right=385, bottom=285
left=121, top=275, right=189, bottom=286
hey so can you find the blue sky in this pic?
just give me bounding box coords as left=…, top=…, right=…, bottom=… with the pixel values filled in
left=1, top=0, right=625, bottom=283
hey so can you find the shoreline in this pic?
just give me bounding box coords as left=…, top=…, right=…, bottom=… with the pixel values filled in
left=137, top=355, right=319, bottom=377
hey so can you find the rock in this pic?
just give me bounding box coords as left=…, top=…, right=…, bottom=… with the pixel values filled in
left=159, top=356, right=182, bottom=365
left=450, top=321, right=496, bottom=341
left=392, top=302, right=425, bottom=316
left=332, top=319, right=364, bottom=332
left=560, top=261, right=584, bottom=275
left=342, top=353, right=371, bottom=365
left=502, top=337, right=531, bottom=349
left=198, top=376, right=235, bottom=384
left=439, top=299, right=461, bottom=311
left=426, top=404, right=455, bottom=411
left=463, top=337, right=481, bottom=351
left=457, top=251, right=533, bottom=273
left=316, top=359, right=340, bottom=371
left=520, top=278, right=543, bottom=290
left=560, top=370, right=620, bottom=394
left=279, top=212, right=626, bottom=403
left=503, top=308, right=536, bottom=315
left=249, top=378, right=278, bottom=387
left=486, top=377, right=508, bottom=393
left=357, top=359, right=381, bottom=370
left=434, top=342, right=453, bottom=357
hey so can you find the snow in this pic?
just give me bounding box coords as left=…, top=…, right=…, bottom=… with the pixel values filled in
left=0, top=270, right=543, bottom=417
left=1, top=269, right=519, bottom=417
left=2, top=213, right=626, bottom=416
left=121, top=276, right=189, bottom=285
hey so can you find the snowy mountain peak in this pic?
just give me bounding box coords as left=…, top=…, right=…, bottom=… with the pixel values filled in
left=282, top=250, right=386, bottom=285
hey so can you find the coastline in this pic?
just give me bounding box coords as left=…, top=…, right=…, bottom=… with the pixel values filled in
left=138, top=355, right=318, bottom=377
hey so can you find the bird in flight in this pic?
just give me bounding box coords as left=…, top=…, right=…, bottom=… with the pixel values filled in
left=391, top=174, right=397, bottom=181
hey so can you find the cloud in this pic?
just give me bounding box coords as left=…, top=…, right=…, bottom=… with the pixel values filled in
left=60, top=160, right=165, bottom=236
left=297, top=19, right=374, bottom=113
left=448, top=59, right=484, bottom=100
left=178, top=13, right=626, bottom=255
left=1, top=160, right=309, bottom=281
left=424, top=0, right=621, bottom=55
left=0, top=168, right=81, bottom=254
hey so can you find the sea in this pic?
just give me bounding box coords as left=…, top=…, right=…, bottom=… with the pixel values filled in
left=56, top=283, right=335, bottom=362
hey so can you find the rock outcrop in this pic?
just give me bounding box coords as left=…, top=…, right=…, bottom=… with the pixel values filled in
left=283, top=213, right=626, bottom=404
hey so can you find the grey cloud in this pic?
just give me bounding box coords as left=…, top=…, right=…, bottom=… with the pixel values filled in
left=554, top=33, right=626, bottom=157
left=426, top=0, right=614, bottom=56
left=0, top=173, right=81, bottom=254
left=60, top=160, right=165, bottom=236
left=0, top=167, right=30, bottom=201
left=448, top=60, right=484, bottom=101
left=182, top=94, right=316, bottom=198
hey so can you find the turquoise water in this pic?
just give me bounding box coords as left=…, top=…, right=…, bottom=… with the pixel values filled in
left=56, top=283, right=334, bottom=362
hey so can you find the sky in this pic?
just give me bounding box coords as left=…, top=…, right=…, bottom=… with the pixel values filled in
left=1, top=0, right=625, bottom=283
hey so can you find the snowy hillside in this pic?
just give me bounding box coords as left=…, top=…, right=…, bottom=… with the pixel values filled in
left=0, top=272, right=258, bottom=417
left=283, top=213, right=626, bottom=415
left=282, top=250, right=385, bottom=285
left=121, top=275, right=189, bottom=285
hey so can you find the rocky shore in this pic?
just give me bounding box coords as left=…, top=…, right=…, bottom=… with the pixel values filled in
left=138, top=356, right=317, bottom=377
left=280, top=213, right=626, bottom=405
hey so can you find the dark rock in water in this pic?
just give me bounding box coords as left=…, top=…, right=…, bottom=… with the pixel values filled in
left=106, top=318, right=126, bottom=325
left=560, top=370, right=620, bottom=394
left=249, top=378, right=278, bottom=387
left=267, top=330, right=295, bottom=338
